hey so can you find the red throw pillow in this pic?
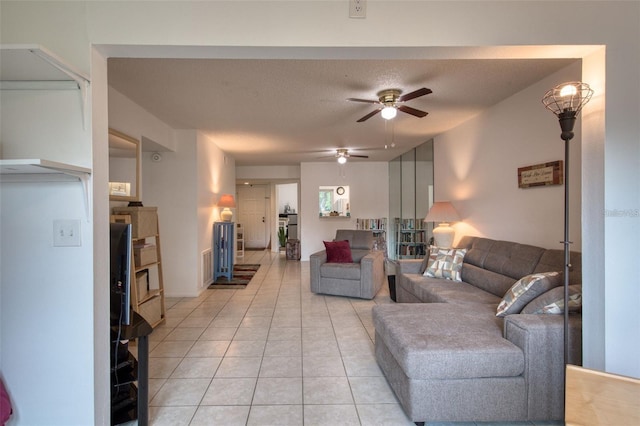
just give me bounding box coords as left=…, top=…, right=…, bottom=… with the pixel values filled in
left=324, top=240, right=353, bottom=263
left=1, top=378, right=12, bottom=424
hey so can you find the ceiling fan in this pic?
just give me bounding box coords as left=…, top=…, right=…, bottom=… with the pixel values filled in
left=348, top=87, right=432, bottom=122
left=335, top=148, right=368, bottom=164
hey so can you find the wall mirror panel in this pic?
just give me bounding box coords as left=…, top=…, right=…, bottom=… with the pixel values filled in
left=388, top=139, right=434, bottom=259
left=109, top=129, right=141, bottom=202
left=319, top=185, right=350, bottom=217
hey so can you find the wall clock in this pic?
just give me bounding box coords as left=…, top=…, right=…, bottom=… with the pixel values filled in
left=336, top=186, right=345, bottom=195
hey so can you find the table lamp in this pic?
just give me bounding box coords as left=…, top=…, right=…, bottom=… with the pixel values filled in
left=424, top=201, right=460, bottom=248
left=218, top=194, right=236, bottom=222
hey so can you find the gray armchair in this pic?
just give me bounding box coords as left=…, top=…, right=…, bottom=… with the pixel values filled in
left=310, top=229, right=385, bottom=299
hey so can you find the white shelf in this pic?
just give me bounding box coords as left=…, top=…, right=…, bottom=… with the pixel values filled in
left=0, top=44, right=89, bottom=87
left=0, top=159, right=91, bottom=182
left=1, top=159, right=92, bottom=219
left=0, top=44, right=90, bottom=127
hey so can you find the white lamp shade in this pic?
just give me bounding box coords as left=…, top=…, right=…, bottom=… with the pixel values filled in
left=424, top=201, right=460, bottom=248
left=424, top=201, right=460, bottom=223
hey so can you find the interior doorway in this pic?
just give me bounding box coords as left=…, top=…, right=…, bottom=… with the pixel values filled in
left=275, top=182, right=299, bottom=251
left=237, top=184, right=269, bottom=249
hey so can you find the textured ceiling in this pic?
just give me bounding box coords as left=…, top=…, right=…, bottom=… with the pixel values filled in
left=107, top=56, right=576, bottom=165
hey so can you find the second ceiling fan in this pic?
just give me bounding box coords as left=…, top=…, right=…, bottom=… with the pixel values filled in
left=335, top=148, right=368, bottom=164
left=348, top=87, right=432, bottom=122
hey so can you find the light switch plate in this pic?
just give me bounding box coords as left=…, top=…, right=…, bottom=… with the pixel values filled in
left=53, top=219, right=81, bottom=247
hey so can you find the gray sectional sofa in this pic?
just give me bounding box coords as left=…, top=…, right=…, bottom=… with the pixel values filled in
left=372, top=236, right=582, bottom=423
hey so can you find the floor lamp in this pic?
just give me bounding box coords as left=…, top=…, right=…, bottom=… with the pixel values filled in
left=542, top=82, right=593, bottom=367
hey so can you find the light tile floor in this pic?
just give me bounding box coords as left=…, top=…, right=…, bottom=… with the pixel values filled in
left=134, top=250, right=562, bottom=426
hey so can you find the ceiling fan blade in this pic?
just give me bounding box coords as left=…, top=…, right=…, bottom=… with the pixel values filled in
left=357, top=108, right=382, bottom=122
left=398, top=87, right=432, bottom=102
left=350, top=154, right=369, bottom=158
left=347, top=98, right=379, bottom=104
left=398, top=105, right=428, bottom=118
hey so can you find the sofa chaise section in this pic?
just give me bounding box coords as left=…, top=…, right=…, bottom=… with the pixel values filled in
left=373, top=303, right=528, bottom=422
left=373, top=236, right=583, bottom=423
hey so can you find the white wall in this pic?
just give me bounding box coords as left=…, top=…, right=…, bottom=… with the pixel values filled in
left=142, top=131, right=199, bottom=297
left=236, top=165, right=300, bottom=181
left=91, top=49, right=111, bottom=426
left=108, top=90, right=200, bottom=298
left=142, top=130, right=236, bottom=298
left=301, top=162, right=389, bottom=260
left=108, top=87, right=176, bottom=154
left=277, top=183, right=298, bottom=214
left=0, top=89, right=94, bottom=424
left=0, top=89, right=90, bottom=167
left=0, top=1, right=638, bottom=423
left=109, top=90, right=236, bottom=298
left=581, top=49, right=607, bottom=371
left=436, top=62, right=582, bottom=250
left=197, top=133, right=237, bottom=291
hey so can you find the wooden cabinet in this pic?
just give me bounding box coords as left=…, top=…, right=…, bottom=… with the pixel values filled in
left=111, top=207, right=166, bottom=328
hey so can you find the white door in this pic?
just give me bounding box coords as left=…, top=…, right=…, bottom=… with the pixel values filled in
left=237, top=184, right=268, bottom=249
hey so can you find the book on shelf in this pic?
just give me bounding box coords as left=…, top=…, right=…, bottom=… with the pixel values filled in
left=398, top=244, right=427, bottom=257
left=393, top=217, right=426, bottom=230
left=356, top=218, right=388, bottom=256
left=356, top=218, right=387, bottom=231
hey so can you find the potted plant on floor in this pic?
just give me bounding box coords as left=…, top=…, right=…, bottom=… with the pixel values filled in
left=278, top=227, right=287, bottom=250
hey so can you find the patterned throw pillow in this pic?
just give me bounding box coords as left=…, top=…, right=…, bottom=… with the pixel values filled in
left=323, top=240, right=353, bottom=263
left=521, top=284, right=582, bottom=314
left=424, top=248, right=467, bottom=282
left=496, top=272, right=561, bottom=317
left=419, top=245, right=440, bottom=275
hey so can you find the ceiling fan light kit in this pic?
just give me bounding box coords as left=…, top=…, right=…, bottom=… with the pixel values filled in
left=335, top=148, right=368, bottom=164
left=349, top=87, right=432, bottom=122
left=381, top=106, right=397, bottom=120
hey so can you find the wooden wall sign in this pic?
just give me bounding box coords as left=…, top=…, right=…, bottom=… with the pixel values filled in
left=518, top=160, right=563, bottom=188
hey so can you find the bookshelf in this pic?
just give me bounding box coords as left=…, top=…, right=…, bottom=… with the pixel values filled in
left=236, top=223, right=245, bottom=259
left=394, top=218, right=428, bottom=259
left=356, top=218, right=387, bottom=256
left=111, top=207, right=166, bottom=328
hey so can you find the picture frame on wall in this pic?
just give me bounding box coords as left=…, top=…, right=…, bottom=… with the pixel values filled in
left=518, top=160, right=563, bottom=188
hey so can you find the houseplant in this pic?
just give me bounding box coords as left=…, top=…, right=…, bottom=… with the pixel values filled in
left=278, top=227, right=287, bottom=249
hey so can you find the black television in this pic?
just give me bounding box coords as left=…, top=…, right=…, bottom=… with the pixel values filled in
left=110, top=222, right=132, bottom=326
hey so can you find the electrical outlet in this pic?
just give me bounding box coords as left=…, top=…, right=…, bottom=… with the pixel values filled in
left=53, top=219, right=81, bottom=247
left=349, top=0, right=366, bottom=18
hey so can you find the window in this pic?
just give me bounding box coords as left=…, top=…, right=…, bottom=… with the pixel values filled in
left=319, top=189, right=333, bottom=214
left=319, top=186, right=350, bottom=216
